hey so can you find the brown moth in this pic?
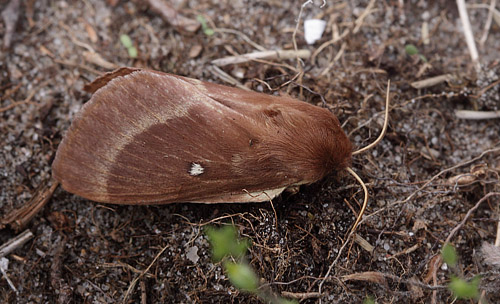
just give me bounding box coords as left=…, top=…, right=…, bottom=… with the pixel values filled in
left=52, top=67, right=352, bottom=204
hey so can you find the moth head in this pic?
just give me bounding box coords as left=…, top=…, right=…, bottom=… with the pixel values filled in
left=256, top=101, right=352, bottom=184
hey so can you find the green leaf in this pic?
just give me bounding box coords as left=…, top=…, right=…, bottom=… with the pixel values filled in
left=196, top=15, right=214, bottom=36
left=441, top=243, right=457, bottom=267
left=206, top=225, right=250, bottom=262
left=120, top=34, right=133, bottom=48
left=204, top=28, right=215, bottom=36
left=224, top=261, right=259, bottom=292
left=127, top=47, right=138, bottom=58
left=449, top=275, right=480, bottom=299
left=363, top=295, right=376, bottom=304
left=120, top=34, right=138, bottom=58
left=405, top=44, right=419, bottom=56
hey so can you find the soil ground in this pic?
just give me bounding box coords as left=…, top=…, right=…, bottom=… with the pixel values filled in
left=1, top=0, right=500, bottom=303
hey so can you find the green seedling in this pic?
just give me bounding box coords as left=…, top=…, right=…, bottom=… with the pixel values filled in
left=196, top=15, right=214, bottom=36
left=449, top=275, right=480, bottom=300
left=206, top=225, right=297, bottom=304
left=224, top=261, right=259, bottom=292
left=363, top=295, right=376, bottom=304
left=405, top=44, right=427, bottom=62
left=441, top=243, right=457, bottom=267
left=206, top=225, right=250, bottom=262
left=441, top=243, right=481, bottom=300
left=120, top=34, right=138, bottom=58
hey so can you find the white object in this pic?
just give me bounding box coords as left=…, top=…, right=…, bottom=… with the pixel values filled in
left=0, top=257, right=8, bottom=270
left=304, top=19, right=327, bottom=45
left=186, top=246, right=200, bottom=264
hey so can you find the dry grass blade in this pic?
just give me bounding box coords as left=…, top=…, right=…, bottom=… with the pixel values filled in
left=455, top=110, right=500, bottom=120
left=410, top=74, right=454, bottom=89
left=456, top=0, right=480, bottom=70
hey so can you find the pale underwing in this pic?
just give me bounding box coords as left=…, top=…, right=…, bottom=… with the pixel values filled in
left=52, top=67, right=352, bottom=204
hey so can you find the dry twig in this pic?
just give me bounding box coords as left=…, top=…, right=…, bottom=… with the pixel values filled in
left=0, top=230, right=34, bottom=258
left=455, top=110, right=500, bottom=120
left=410, top=74, right=455, bottom=89
left=0, top=257, right=18, bottom=293
left=209, top=65, right=249, bottom=91
left=1, top=180, right=59, bottom=231
left=281, top=291, right=321, bottom=299
left=211, top=49, right=311, bottom=67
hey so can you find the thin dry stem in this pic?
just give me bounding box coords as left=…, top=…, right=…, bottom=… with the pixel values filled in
left=496, top=215, right=500, bottom=247
left=214, top=28, right=267, bottom=51
left=292, top=1, right=312, bottom=69
left=479, top=0, right=496, bottom=46
left=0, top=262, right=17, bottom=294
left=456, top=0, right=480, bottom=70
left=281, top=291, right=321, bottom=299
left=211, top=49, right=311, bottom=66
left=209, top=65, right=250, bottom=91
left=0, top=230, right=34, bottom=258
left=353, top=0, right=376, bottom=34
left=123, top=243, right=169, bottom=303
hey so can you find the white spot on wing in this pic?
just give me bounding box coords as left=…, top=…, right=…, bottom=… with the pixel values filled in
left=189, top=163, right=204, bottom=176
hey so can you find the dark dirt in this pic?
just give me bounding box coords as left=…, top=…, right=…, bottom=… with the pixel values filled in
left=1, top=0, right=500, bottom=303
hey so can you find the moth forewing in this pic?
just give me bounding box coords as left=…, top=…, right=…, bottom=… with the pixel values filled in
left=52, top=68, right=352, bottom=204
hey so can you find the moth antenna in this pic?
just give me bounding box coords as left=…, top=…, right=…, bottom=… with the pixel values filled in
left=352, top=80, right=391, bottom=155
left=346, top=167, right=368, bottom=234
left=346, top=80, right=390, bottom=234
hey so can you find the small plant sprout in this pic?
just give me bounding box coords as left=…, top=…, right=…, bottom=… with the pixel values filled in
left=206, top=225, right=297, bottom=304
left=440, top=243, right=481, bottom=300
left=405, top=44, right=427, bottom=62
left=196, top=15, right=214, bottom=36
left=120, top=34, right=138, bottom=58
left=449, top=275, right=480, bottom=300
left=441, top=243, right=457, bottom=267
